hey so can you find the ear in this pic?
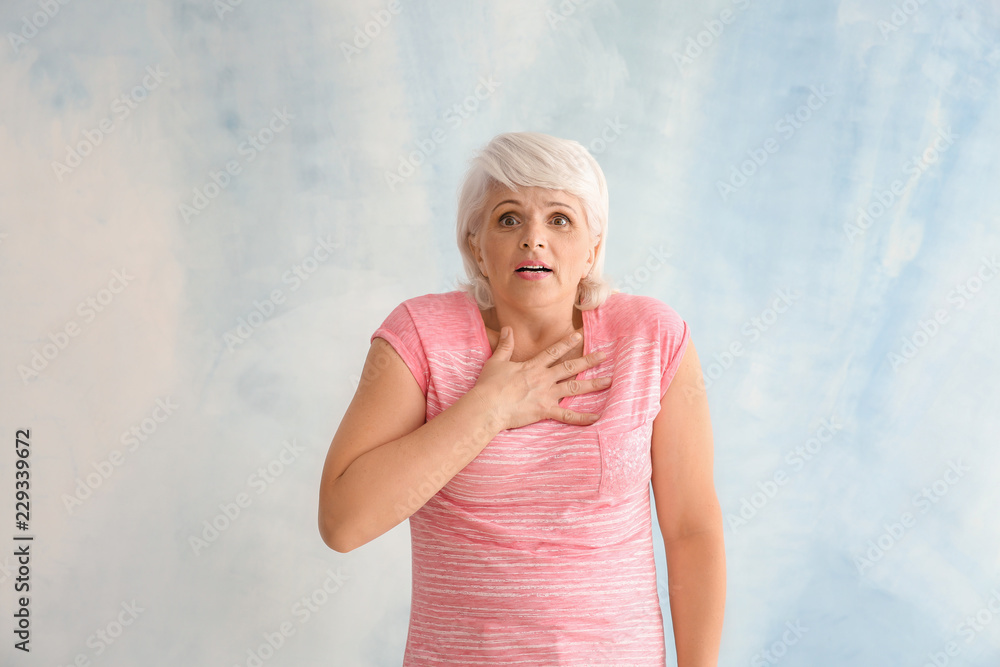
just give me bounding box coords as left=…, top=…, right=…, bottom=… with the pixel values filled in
left=586, top=234, right=601, bottom=273
left=468, top=235, right=486, bottom=275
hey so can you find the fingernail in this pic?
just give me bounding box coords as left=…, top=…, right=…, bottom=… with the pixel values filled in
left=572, top=332, right=582, bottom=342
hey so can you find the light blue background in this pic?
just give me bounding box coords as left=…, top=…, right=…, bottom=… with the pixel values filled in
left=2, top=0, right=999, bottom=665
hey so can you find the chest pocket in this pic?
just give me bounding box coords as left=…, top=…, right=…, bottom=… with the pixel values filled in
left=598, top=421, right=654, bottom=497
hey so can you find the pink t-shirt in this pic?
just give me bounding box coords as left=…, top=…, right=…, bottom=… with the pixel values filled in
left=370, top=290, right=690, bottom=666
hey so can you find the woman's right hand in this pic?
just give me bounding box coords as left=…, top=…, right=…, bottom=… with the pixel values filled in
left=468, top=327, right=611, bottom=431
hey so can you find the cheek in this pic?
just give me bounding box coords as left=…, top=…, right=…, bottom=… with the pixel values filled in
left=570, top=240, right=593, bottom=265
left=478, top=241, right=506, bottom=271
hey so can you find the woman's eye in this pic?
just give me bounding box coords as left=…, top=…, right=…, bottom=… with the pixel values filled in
left=497, top=213, right=569, bottom=227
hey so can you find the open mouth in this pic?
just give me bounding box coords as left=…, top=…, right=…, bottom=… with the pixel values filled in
left=515, top=266, right=552, bottom=273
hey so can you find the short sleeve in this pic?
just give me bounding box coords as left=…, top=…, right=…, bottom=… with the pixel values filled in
left=656, top=301, right=691, bottom=400
left=370, top=302, right=430, bottom=397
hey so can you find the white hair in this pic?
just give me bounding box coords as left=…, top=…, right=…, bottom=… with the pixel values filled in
left=454, top=131, right=614, bottom=311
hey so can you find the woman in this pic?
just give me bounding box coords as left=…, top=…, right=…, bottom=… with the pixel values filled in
left=318, top=132, right=725, bottom=666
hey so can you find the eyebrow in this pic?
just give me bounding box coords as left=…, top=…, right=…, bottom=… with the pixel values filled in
left=490, top=199, right=579, bottom=214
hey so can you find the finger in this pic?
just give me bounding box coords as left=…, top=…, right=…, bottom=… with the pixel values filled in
left=552, top=350, right=607, bottom=380
left=489, top=326, right=514, bottom=361
left=556, top=376, right=612, bottom=400
left=582, top=376, right=613, bottom=393
left=537, top=331, right=583, bottom=366
left=551, top=406, right=600, bottom=425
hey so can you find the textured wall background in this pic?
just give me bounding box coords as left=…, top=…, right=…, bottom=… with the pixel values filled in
left=2, top=0, right=999, bottom=665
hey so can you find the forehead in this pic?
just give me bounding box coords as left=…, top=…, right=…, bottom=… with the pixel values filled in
left=484, top=183, right=582, bottom=211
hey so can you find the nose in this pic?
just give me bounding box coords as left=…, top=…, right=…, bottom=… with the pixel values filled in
left=519, top=216, right=547, bottom=249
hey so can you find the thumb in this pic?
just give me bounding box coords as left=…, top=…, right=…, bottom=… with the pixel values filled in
left=491, top=326, right=514, bottom=360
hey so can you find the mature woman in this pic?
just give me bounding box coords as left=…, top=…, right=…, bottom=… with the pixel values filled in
left=318, top=132, right=725, bottom=666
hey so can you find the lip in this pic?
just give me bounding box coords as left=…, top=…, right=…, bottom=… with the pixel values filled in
left=515, top=260, right=552, bottom=271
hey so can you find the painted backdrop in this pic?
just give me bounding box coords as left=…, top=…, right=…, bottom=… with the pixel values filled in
left=2, top=0, right=999, bottom=665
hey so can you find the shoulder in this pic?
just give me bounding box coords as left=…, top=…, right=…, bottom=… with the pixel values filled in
left=375, top=292, right=457, bottom=334
left=391, top=291, right=471, bottom=322
left=596, top=292, right=686, bottom=338
left=375, top=291, right=477, bottom=353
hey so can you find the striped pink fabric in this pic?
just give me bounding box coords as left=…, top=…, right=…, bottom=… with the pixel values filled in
left=371, top=290, right=690, bottom=666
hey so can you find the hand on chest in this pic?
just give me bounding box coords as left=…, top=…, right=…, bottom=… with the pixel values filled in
left=435, top=338, right=661, bottom=504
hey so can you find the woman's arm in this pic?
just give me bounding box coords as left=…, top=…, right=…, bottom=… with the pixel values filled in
left=650, top=340, right=726, bottom=667
left=318, top=337, right=504, bottom=552
left=319, top=329, right=610, bottom=553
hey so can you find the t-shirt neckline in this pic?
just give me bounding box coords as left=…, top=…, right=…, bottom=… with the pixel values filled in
left=461, top=291, right=594, bottom=410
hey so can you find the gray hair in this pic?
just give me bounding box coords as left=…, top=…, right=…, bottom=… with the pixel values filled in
left=454, top=132, right=614, bottom=311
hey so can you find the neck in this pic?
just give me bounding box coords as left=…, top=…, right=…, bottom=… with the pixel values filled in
left=480, top=297, right=582, bottom=341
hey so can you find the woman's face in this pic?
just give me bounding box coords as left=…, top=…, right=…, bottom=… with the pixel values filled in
left=469, top=183, right=599, bottom=314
